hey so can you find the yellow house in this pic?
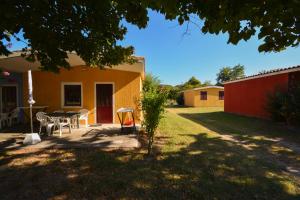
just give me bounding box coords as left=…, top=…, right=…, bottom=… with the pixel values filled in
left=183, top=86, right=224, bottom=107
left=0, top=52, right=145, bottom=125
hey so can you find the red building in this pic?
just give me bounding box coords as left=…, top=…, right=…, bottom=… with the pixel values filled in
left=224, top=66, right=300, bottom=119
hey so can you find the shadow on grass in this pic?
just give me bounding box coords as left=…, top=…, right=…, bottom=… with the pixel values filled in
left=178, top=111, right=300, bottom=143
left=0, top=127, right=299, bottom=199
left=178, top=111, right=300, bottom=175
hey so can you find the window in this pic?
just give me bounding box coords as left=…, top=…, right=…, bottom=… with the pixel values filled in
left=200, top=91, right=207, bottom=100
left=62, top=83, right=82, bottom=107
left=1, top=86, right=17, bottom=113
left=219, top=91, right=224, bottom=100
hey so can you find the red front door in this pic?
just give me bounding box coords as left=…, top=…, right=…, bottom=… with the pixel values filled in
left=96, top=84, right=113, bottom=123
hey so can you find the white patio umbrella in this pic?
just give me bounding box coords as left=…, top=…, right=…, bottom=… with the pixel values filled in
left=23, top=70, right=41, bottom=145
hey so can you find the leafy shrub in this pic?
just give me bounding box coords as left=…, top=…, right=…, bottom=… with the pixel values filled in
left=266, top=85, right=300, bottom=126
left=167, top=87, right=179, bottom=101
left=142, top=74, right=167, bottom=155
left=266, top=91, right=286, bottom=122
left=143, top=73, right=160, bottom=93
left=176, top=92, right=184, bottom=105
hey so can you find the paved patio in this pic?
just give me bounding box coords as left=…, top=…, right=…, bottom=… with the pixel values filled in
left=0, top=124, right=141, bottom=150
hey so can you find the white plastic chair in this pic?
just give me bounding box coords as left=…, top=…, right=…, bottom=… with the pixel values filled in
left=0, top=113, right=9, bottom=128
left=56, top=119, right=72, bottom=137
left=36, top=112, right=55, bottom=135
left=79, top=109, right=89, bottom=128
left=53, top=110, right=72, bottom=135
left=36, top=112, right=71, bottom=137
left=67, top=111, right=77, bottom=128
left=8, top=108, right=19, bottom=126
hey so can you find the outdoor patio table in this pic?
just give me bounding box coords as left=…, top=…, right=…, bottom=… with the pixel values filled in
left=47, top=112, right=80, bottom=129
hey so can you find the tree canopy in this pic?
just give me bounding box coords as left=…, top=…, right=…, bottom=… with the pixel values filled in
left=186, top=76, right=201, bottom=87
left=0, top=1, right=299, bottom=72
left=216, top=64, right=245, bottom=85
left=202, top=80, right=213, bottom=87
left=178, top=76, right=202, bottom=90
left=143, top=73, right=161, bottom=93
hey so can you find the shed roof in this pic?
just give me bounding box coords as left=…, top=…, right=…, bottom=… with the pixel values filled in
left=184, top=85, right=224, bottom=92
left=223, top=65, right=300, bottom=84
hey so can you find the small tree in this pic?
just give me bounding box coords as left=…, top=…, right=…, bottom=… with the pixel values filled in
left=202, top=80, right=213, bottom=86
left=143, top=73, right=160, bottom=93
left=177, top=76, right=202, bottom=90
left=216, top=64, right=245, bottom=85
left=167, top=87, right=179, bottom=101
left=186, top=76, right=201, bottom=86
left=141, top=74, right=167, bottom=155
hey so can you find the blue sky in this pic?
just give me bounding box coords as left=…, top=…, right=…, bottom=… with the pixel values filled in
left=8, top=11, right=300, bottom=85
left=121, top=11, right=300, bottom=85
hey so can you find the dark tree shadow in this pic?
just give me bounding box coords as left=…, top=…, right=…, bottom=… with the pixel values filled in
left=177, top=111, right=300, bottom=178
left=0, top=126, right=299, bottom=199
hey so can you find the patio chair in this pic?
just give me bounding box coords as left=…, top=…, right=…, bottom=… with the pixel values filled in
left=8, top=108, right=19, bottom=126
left=0, top=113, right=9, bottom=129
left=56, top=119, right=72, bottom=137
left=67, top=111, right=78, bottom=128
left=79, top=109, right=89, bottom=128
left=52, top=111, right=72, bottom=135
left=36, top=112, right=56, bottom=135
left=36, top=112, right=72, bottom=137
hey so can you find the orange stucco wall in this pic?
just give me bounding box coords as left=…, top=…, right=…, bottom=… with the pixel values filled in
left=23, top=66, right=142, bottom=124
left=184, top=88, right=224, bottom=107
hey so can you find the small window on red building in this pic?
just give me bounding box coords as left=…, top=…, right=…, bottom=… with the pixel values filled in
left=200, top=91, right=207, bottom=100
left=219, top=91, right=224, bottom=100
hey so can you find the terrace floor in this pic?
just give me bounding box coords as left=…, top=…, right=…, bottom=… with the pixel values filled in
left=0, top=124, right=140, bottom=150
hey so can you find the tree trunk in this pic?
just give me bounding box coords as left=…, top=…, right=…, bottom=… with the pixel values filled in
left=147, top=134, right=154, bottom=156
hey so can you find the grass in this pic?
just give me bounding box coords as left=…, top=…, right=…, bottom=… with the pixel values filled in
left=0, top=107, right=299, bottom=199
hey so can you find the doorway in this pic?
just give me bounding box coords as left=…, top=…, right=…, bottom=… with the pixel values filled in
left=96, top=84, right=113, bottom=123
left=0, top=85, right=17, bottom=113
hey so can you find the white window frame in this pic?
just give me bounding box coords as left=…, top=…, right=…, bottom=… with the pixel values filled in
left=61, top=82, right=83, bottom=108
left=94, top=82, right=115, bottom=124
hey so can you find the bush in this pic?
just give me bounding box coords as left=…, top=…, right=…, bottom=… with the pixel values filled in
left=141, top=74, right=167, bottom=155
left=143, top=73, right=160, bottom=93
left=176, top=92, right=184, bottom=105
left=142, top=90, right=167, bottom=155
left=266, top=91, right=286, bottom=122
left=266, top=85, right=300, bottom=126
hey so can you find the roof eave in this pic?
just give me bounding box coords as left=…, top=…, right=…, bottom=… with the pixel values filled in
left=0, top=52, right=145, bottom=75
left=183, top=86, right=224, bottom=92
left=223, top=66, right=300, bottom=85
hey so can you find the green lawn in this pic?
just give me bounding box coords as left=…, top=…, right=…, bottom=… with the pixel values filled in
left=0, top=107, right=299, bottom=199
